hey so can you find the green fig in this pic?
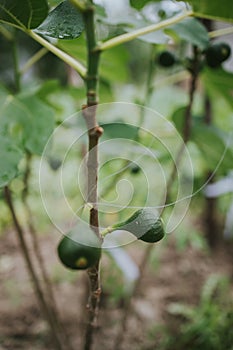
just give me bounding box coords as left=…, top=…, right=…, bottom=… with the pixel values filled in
left=110, top=209, right=165, bottom=243
left=48, top=156, right=62, bottom=171
left=205, top=42, right=231, bottom=68
left=157, top=51, right=176, bottom=68
left=130, top=164, right=141, bottom=175
left=57, top=228, right=101, bottom=270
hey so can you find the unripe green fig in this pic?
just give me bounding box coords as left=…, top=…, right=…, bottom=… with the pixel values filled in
left=157, top=51, right=176, bottom=67
left=111, top=209, right=165, bottom=243
left=57, top=228, right=101, bottom=270
left=130, top=164, right=141, bottom=175
left=48, top=156, right=62, bottom=171
left=205, top=42, right=231, bottom=68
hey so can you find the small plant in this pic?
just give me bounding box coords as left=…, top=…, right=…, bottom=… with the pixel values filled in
left=160, top=274, right=233, bottom=350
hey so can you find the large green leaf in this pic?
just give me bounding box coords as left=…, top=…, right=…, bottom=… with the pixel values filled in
left=100, top=46, right=130, bottom=82
left=0, top=136, right=23, bottom=187
left=35, top=0, right=84, bottom=39
left=165, top=17, right=209, bottom=50
left=0, top=95, right=55, bottom=155
left=180, top=0, right=233, bottom=22
left=201, top=68, right=233, bottom=109
left=58, top=35, right=130, bottom=82
left=0, top=0, right=48, bottom=29
left=101, top=122, right=139, bottom=140
left=191, top=123, right=233, bottom=173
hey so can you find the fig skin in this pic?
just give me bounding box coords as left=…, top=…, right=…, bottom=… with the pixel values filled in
left=157, top=51, right=176, bottom=68
left=57, top=230, right=101, bottom=270
left=205, top=42, right=231, bottom=68
left=112, top=209, right=165, bottom=243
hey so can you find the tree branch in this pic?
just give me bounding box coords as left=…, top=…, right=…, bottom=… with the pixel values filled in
left=20, top=47, right=48, bottom=74
left=114, top=45, right=201, bottom=350
left=4, top=186, right=64, bottom=350
left=22, top=153, right=75, bottom=350
left=28, top=30, right=87, bottom=79
left=80, top=5, right=103, bottom=350
left=97, top=11, right=193, bottom=51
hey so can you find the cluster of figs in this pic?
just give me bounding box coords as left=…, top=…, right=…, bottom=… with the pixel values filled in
left=157, top=42, right=231, bottom=69
left=58, top=209, right=165, bottom=270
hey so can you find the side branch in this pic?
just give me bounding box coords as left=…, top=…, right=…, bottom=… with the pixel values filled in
left=28, top=30, right=87, bottom=78
left=97, top=11, right=193, bottom=51
left=4, top=186, right=63, bottom=350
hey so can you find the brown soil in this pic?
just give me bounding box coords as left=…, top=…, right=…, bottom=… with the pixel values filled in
left=0, top=229, right=233, bottom=350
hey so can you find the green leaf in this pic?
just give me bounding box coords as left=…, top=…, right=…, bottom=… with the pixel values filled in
left=21, top=96, right=55, bottom=155
left=181, top=0, right=233, bottom=22
left=165, top=17, right=209, bottom=50
left=58, top=34, right=86, bottom=65
left=191, top=122, right=233, bottom=173
left=101, top=122, right=139, bottom=140
left=94, top=3, right=107, bottom=18
left=100, top=46, right=130, bottom=82
left=99, top=79, right=114, bottom=103
left=58, top=35, right=130, bottom=82
left=171, top=106, right=187, bottom=135
left=130, top=0, right=153, bottom=10
left=0, top=136, right=23, bottom=187
left=201, top=68, right=233, bottom=108
left=0, top=95, right=55, bottom=155
left=35, top=0, right=84, bottom=39
left=0, top=0, right=48, bottom=29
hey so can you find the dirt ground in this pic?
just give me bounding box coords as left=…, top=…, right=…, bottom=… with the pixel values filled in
left=0, top=229, right=233, bottom=350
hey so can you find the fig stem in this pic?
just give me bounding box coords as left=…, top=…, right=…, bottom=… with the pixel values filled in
left=100, top=226, right=115, bottom=237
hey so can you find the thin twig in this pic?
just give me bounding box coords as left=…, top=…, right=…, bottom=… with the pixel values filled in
left=98, top=11, right=193, bottom=51
left=113, top=47, right=157, bottom=350
left=22, top=153, right=75, bottom=350
left=4, top=186, right=64, bottom=350
left=20, top=47, right=48, bottom=74
left=100, top=46, right=156, bottom=200
left=5, top=27, right=64, bottom=350
left=28, top=30, right=87, bottom=79
left=22, top=153, right=58, bottom=310
left=202, top=19, right=219, bottom=247
left=166, top=46, right=200, bottom=198
left=114, top=45, right=201, bottom=350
